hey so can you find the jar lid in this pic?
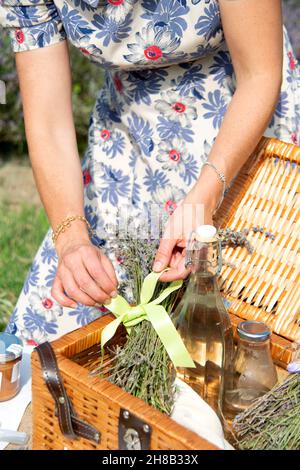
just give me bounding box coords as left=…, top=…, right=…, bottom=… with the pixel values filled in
left=0, top=333, right=23, bottom=363
left=237, top=321, right=271, bottom=342
left=195, top=225, right=217, bottom=242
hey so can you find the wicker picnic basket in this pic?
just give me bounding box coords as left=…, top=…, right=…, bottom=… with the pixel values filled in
left=31, top=137, right=300, bottom=450
left=214, top=137, right=300, bottom=368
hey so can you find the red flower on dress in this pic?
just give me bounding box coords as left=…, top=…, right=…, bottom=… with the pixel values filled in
left=114, top=74, right=123, bottom=92
left=80, top=47, right=90, bottom=55
left=288, top=51, right=296, bottom=70
left=108, top=0, right=124, bottom=4
left=291, top=132, right=298, bottom=145
left=42, top=298, right=53, bottom=310
left=27, top=339, right=38, bottom=346
left=169, top=149, right=181, bottom=162
left=172, top=102, right=186, bottom=113
left=83, top=169, right=92, bottom=185
left=15, top=29, right=25, bottom=44
left=164, top=199, right=177, bottom=214
left=101, top=129, right=111, bottom=140
left=144, top=45, right=163, bottom=61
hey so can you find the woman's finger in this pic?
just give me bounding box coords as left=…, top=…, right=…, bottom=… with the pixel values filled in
left=83, top=250, right=118, bottom=296
left=73, top=262, right=112, bottom=304
left=99, top=251, right=118, bottom=288
left=59, top=266, right=98, bottom=306
left=51, top=275, right=77, bottom=308
left=153, top=237, right=176, bottom=272
left=159, top=255, right=190, bottom=282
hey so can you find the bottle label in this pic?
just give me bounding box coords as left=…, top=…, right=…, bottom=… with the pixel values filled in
left=11, top=362, right=21, bottom=383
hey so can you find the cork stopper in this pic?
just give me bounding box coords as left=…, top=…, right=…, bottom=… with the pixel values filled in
left=195, top=224, right=218, bottom=242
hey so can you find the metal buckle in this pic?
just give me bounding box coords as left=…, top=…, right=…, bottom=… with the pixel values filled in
left=118, top=409, right=152, bottom=450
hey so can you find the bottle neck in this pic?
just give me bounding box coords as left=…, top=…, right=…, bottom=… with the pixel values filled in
left=188, top=239, right=222, bottom=277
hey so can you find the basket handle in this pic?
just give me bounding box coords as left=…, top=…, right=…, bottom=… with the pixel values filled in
left=36, top=341, right=101, bottom=444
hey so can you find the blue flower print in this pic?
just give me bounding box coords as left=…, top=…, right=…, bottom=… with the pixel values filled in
left=23, top=261, right=40, bottom=295
left=157, top=116, right=194, bottom=142
left=98, top=129, right=126, bottom=158
left=31, top=21, right=65, bottom=48
left=45, top=265, right=57, bottom=288
left=124, top=69, right=168, bottom=105
left=41, top=240, right=57, bottom=265
left=181, top=154, right=199, bottom=185
left=84, top=205, right=106, bottom=247
left=209, top=51, right=234, bottom=86
left=100, top=0, right=137, bottom=22
left=143, top=167, right=169, bottom=194
left=95, top=89, right=121, bottom=124
left=269, top=92, right=289, bottom=127
left=59, top=4, right=95, bottom=41
left=195, top=2, right=221, bottom=40
left=73, top=0, right=97, bottom=12
left=129, top=149, right=138, bottom=168
left=23, top=306, right=58, bottom=339
left=6, top=6, right=41, bottom=28
left=274, top=91, right=289, bottom=118
left=68, top=304, right=101, bottom=326
left=171, top=64, right=206, bottom=99
left=203, top=90, right=227, bottom=129
left=7, top=3, right=66, bottom=48
left=131, top=181, right=141, bottom=206
left=127, top=112, right=154, bottom=156
left=100, top=164, right=130, bottom=205
left=190, top=42, right=220, bottom=61
left=124, top=23, right=181, bottom=65
left=141, top=0, right=190, bottom=38
left=92, top=12, right=133, bottom=47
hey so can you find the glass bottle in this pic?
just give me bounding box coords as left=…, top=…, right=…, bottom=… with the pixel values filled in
left=173, top=225, right=234, bottom=418
left=224, top=321, right=278, bottom=419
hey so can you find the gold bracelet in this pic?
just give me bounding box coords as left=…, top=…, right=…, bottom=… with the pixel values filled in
left=51, top=215, right=93, bottom=244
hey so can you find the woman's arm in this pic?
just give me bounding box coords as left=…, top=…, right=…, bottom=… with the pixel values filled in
left=154, top=0, right=283, bottom=281
left=16, top=42, right=118, bottom=305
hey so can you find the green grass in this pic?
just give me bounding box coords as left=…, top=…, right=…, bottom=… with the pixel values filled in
left=0, top=204, right=48, bottom=331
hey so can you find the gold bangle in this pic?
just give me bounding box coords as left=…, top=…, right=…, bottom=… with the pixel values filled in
left=51, top=215, right=93, bottom=244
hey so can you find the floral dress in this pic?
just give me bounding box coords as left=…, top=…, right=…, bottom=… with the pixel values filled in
left=1, top=0, right=300, bottom=345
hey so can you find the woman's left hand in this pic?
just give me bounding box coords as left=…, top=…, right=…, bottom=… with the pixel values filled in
left=152, top=183, right=216, bottom=282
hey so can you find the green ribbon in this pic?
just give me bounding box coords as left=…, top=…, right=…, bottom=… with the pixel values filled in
left=101, top=270, right=195, bottom=368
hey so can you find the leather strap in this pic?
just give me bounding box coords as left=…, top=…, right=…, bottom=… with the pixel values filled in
left=36, top=341, right=101, bottom=444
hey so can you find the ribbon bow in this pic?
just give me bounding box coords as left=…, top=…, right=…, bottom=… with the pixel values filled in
left=101, top=270, right=195, bottom=368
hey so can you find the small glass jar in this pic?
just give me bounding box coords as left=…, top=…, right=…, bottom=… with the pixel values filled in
left=225, top=321, right=278, bottom=418
left=0, top=333, right=23, bottom=402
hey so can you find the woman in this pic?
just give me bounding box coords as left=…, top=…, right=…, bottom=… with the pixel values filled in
left=1, top=0, right=299, bottom=344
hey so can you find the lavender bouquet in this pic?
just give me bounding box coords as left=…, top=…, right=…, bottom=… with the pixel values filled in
left=95, top=222, right=253, bottom=415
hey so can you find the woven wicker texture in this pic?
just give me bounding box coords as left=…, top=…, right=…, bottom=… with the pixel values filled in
left=32, top=315, right=218, bottom=450
left=215, top=138, right=300, bottom=344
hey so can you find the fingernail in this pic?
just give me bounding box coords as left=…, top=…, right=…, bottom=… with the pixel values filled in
left=153, top=261, right=163, bottom=272
left=70, top=302, right=77, bottom=308
left=104, top=298, right=112, bottom=305
left=110, top=290, right=118, bottom=298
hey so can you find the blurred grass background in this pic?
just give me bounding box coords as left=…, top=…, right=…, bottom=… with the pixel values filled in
left=0, top=0, right=299, bottom=330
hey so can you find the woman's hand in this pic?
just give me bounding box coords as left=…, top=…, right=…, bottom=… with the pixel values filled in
left=153, top=180, right=217, bottom=283
left=51, top=238, right=118, bottom=308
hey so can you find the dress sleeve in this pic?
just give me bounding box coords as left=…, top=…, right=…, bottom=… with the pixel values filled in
left=0, top=0, right=66, bottom=52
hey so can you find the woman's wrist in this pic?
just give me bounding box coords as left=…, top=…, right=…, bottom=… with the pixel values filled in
left=192, top=166, right=224, bottom=214
left=54, top=221, right=91, bottom=258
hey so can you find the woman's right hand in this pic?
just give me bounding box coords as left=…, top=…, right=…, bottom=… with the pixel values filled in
left=51, top=238, right=118, bottom=309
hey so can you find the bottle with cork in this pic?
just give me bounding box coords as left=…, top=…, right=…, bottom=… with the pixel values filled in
left=173, top=224, right=234, bottom=419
